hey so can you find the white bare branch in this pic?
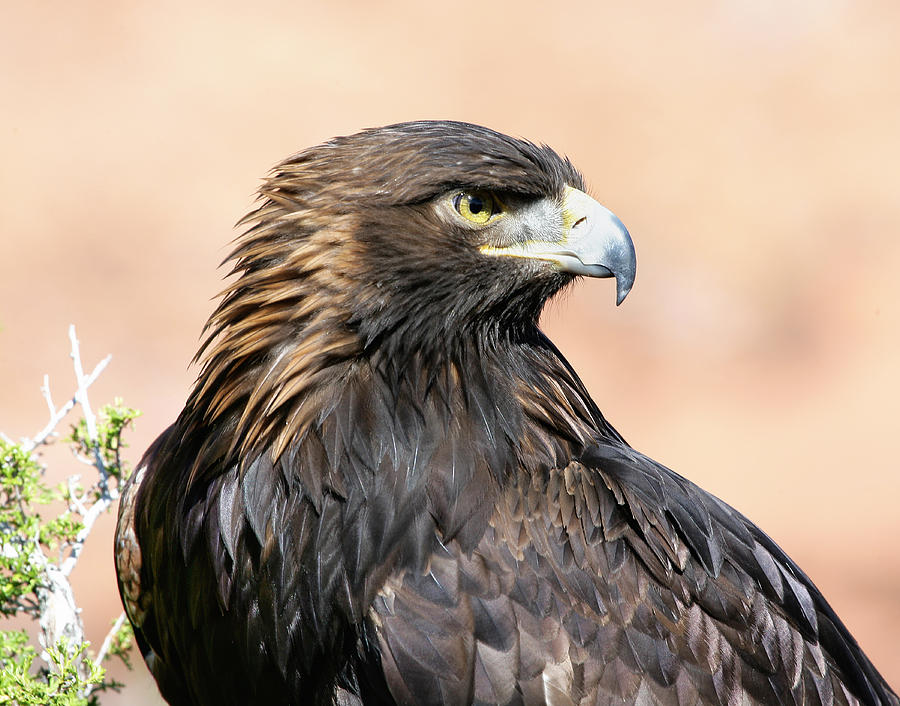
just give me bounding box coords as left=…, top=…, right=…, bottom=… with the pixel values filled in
left=82, top=611, right=128, bottom=698
left=24, top=346, right=111, bottom=454
left=60, top=484, right=119, bottom=577
left=8, top=325, right=126, bottom=693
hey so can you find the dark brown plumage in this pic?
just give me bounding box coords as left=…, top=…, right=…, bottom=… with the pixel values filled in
left=115, top=121, right=897, bottom=705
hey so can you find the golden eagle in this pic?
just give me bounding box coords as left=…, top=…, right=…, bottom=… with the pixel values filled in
left=115, top=121, right=897, bottom=705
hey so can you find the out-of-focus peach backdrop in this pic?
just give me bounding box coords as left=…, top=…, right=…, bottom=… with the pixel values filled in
left=1, top=1, right=898, bottom=701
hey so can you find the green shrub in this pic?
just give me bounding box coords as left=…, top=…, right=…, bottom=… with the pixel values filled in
left=0, top=327, right=136, bottom=704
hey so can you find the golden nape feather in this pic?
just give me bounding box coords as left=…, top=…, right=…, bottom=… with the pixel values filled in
left=115, top=121, right=897, bottom=706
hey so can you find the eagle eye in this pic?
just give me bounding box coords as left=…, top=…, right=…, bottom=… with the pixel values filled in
left=451, top=190, right=503, bottom=226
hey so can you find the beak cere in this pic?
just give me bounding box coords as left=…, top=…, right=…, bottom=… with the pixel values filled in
left=479, top=186, right=637, bottom=305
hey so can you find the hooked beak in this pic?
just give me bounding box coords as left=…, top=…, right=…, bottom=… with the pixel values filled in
left=556, top=187, right=636, bottom=305
left=480, top=186, right=636, bottom=305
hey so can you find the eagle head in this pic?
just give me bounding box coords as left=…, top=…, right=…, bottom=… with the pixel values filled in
left=190, top=120, right=635, bottom=461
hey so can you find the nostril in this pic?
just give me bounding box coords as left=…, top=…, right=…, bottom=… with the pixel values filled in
left=573, top=216, right=587, bottom=229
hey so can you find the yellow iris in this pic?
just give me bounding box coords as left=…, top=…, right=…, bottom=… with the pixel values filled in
left=452, top=190, right=502, bottom=225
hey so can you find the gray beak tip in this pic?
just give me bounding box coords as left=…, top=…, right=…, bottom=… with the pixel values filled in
left=614, top=254, right=636, bottom=306
left=610, top=225, right=636, bottom=306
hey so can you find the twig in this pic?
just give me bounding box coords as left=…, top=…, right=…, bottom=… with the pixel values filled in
left=66, top=476, right=88, bottom=516
left=24, top=352, right=111, bottom=454
left=95, top=612, right=127, bottom=666
left=60, top=484, right=118, bottom=577
left=68, top=326, right=98, bottom=443
left=41, top=375, right=55, bottom=417
left=82, top=610, right=128, bottom=700
left=68, top=325, right=110, bottom=493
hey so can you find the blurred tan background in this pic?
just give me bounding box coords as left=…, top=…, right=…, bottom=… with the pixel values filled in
left=1, top=0, right=898, bottom=701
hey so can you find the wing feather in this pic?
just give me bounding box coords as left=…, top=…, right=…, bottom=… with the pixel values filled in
left=369, top=438, right=897, bottom=705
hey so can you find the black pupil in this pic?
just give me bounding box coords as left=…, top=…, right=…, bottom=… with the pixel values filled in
left=468, top=195, right=484, bottom=214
